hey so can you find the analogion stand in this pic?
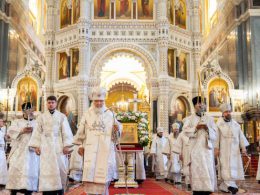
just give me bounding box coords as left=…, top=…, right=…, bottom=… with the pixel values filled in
left=114, top=145, right=143, bottom=188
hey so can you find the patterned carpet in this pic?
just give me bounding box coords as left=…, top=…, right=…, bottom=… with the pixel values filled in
left=0, top=177, right=259, bottom=195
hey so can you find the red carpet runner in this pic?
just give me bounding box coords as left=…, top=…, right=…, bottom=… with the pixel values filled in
left=66, top=179, right=189, bottom=195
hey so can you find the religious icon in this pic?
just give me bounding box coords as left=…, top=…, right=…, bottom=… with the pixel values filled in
left=138, top=0, right=153, bottom=19
left=208, top=79, right=229, bottom=112
left=73, top=0, right=80, bottom=23
left=94, top=0, right=110, bottom=19
left=59, top=52, right=69, bottom=80
left=60, top=0, right=72, bottom=29
left=116, top=0, right=131, bottom=19
left=71, top=49, right=79, bottom=77
left=171, top=97, right=187, bottom=121
left=17, top=77, right=38, bottom=111
left=167, top=0, right=174, bottom=24
left=176, top=52, right=187, bottom=80
left=234, top=99, right=243, bottom=112
left=168, top=49, right=175, bottom=77
left=120, top=123, right=138, bottom=144
left=175, top=0, right=186, bottom=29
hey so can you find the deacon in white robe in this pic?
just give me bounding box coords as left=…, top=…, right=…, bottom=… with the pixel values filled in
left=163, top=123, right=182, bottom=184
left=0, top=118, right=7, bottom=188
left=257, top=138, right=260, bottom=183
left=150, top=127, right=168, bottom=180
left=29, top=96, right=73, bottom=195
left=6, top=102, right=39, bottom=195
left=215, top=103, right=249, bottom=194
left=74, top=87, right=121, bottom=195
left=173, top=96, right=217, bottom=194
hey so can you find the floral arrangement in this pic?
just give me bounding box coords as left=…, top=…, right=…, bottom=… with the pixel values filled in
left=116, top=111, right=150, bottom=147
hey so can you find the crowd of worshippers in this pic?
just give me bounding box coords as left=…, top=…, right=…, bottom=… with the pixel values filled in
left=0, top=87, right=260, bottom=195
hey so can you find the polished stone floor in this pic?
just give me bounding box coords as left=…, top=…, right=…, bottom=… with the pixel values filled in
left=0, top=177, right=259, bottom=194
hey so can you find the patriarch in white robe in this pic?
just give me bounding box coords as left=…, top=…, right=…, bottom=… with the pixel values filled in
left=163, top=122, right=182, bottom=184
left=74, top=87, right=121, bottom=195
left=215, top=103, right=249, bottom=194
left=173, top=96, right=217, bottom=195
left=29, top=96, right=73, bottom=195
left=0, top=118, right=8, bottom=188
left=150, top=127, right=168, bottom=180
left=6, top=102, right=39, bottom=195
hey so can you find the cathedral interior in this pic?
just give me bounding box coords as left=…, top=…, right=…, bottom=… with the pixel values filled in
left=0, top=0, right=260, bottom=194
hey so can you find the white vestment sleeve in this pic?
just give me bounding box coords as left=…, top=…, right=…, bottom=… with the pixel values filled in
left=182, top=118, right=196, bottom=133
left=61, top=116, right=73, bottom=147
left=150, top=136, right=157, bottom=154
left=239, top=128, right=248, bottom=151
left=214, top=121, right=220, bottom=149
left=8, top=120, right=23, bottom=140
left=0, top=127, right=5, bottom=138
left=73, top=115, right=87, bottom=146
left=28, top=116, right=42, bottom=148
left=208, top=117, right=217, bottom=142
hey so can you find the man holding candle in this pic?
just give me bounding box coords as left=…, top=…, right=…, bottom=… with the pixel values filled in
left=6, top=102, right=39, bottom=195
left=173, top=96, right=217, bottom=194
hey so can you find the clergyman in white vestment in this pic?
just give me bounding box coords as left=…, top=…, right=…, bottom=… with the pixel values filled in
left=74, top=87, right=121, bottom=195
left=6, top=102, right=39, bottom=195
left=0, top=118, right=8, bottom=188
left=163, top=122, right=182, bottom=185
left=173, top=96, right=217, bottom=195
left=29, top=96, right=73, bottom=195
left=215, top=103, right=249, bottom=194
left=150, top=127, right=168, bottom=180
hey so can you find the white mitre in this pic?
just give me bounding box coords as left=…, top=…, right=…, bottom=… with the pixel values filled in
left=91, top=87, right=107, bottom=100
left=157, top=127, right=164, bottom=133
left=219, top=103, right=232, bottom=113
left=172, top=122, right=180, bottom=130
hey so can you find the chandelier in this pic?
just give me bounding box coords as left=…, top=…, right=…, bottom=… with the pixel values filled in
left=116, top=83, right=129, bottom=111
left=117, top=95, right=128, bottom=111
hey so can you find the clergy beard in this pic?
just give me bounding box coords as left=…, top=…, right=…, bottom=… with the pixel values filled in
left=223, top=115, right=232, bottom=122
left=92, top=105, right=105, bottom=114
left=157, top=134, right=162, bottom=138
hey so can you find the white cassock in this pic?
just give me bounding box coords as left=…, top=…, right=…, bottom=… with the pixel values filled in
left=0, top=126, right=7, bottom=185
left=150, top=135, right=168, bottom=179
left=69, top=145, right=83, bottom=181
left=215, top=117, right=249, bottom=191
left=135, top=151, right=146, bottom=180
left=73, top=106, right=121, bottom=194
left=257, top=140, right=260, bottom=181
left=6, top=119, right=39, bottom=191
left=173, top=114, right=217, bottom=192
left=163, top=133, right=182, bottom=183
left=28, top=110, right=73, bottom=191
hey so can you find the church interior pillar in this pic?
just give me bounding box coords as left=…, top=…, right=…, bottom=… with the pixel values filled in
left=158, top=77, right=170, bottom=135
left=44, top=0, right=56, bottom=107
left=77, top=44, right=90, bottom=121
left=0, top=0, right=9, bottom=88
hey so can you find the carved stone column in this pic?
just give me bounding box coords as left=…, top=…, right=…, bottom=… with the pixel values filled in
left=44, top=0, right=56, bottom=108
left=191, top=0, right=202, bottom=96
left=76, top=0, right=91, bottom=121
left=157, top=0, right=170, bottom=134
